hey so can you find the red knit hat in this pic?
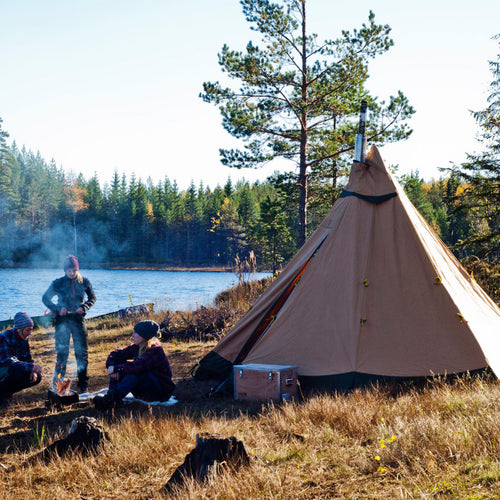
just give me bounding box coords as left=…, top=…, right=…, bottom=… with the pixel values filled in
left=63, top=254, right=79, bottom=271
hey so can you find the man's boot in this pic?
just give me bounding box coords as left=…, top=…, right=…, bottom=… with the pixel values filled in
left=77, top=371, right=89, bottom=394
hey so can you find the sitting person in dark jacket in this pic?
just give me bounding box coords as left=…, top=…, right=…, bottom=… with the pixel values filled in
left=94, top=320, right=175, bottom=409
left=0, top=312, right=43, bottom=405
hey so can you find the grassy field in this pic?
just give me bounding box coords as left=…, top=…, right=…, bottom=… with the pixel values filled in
left=1, top=312, right=500, bottom=499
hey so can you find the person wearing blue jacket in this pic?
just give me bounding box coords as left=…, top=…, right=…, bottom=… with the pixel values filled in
left=42, top=254, right=96, bottom=393
left=0, top=312, right=43, bottom=405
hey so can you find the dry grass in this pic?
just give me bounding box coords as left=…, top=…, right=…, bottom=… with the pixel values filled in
left=463, top=257, right=500, bottom=306
left=2, top=317, right=500, bottom=498
left=214, top=277, right=273, bottom=311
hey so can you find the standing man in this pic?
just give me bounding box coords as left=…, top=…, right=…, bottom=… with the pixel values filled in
left=42, top=255, right=96, bottom=393
left=0, top=312, right=43, bottom=405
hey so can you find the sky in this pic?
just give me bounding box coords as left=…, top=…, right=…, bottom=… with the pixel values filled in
left=0, top=0, right=499, bottom=190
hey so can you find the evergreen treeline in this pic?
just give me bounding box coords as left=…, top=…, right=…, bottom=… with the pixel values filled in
left=0, top=128, right=491, bottom=271
left=0, top=143, right=269, bottom=269
left=1, top=5, right=498, bottom=274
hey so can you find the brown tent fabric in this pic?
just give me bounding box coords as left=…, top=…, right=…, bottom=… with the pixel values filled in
left=196, top=146, right=500, bottom=388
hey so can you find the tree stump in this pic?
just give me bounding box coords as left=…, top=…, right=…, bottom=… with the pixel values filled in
left=37, top=416, right=110, bottom=461
left=164, top=432, right=249, bottom=492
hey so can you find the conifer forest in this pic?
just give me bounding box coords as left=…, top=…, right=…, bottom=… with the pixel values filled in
left=0, top=1, right=498, bottom=273
left=0, top=132, right=497, bottom=273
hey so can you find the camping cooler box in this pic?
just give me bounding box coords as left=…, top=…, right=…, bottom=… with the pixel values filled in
left=233, top=363, right=298, bottom=402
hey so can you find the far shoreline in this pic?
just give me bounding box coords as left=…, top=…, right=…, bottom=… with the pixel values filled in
left=103, top=266, right=233, bottom=272
left=0, top=264, right=271, bottom=273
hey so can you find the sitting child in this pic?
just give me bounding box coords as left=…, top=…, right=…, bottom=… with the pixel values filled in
left=94, top=320, right=175, bottom=409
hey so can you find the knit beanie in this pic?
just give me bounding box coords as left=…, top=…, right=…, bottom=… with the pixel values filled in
left=63, top=254, right=79, bottom=271
left=133, top=320, right=159, bottom=341
left=14, top=312, right=34, bottom=330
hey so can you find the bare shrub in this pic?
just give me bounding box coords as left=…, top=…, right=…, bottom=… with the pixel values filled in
left=462, top=256, right=500, bottom=305
left=157, top=277, right=273, bottom=343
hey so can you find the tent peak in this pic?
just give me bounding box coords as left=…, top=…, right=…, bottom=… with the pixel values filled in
left=345, top=146, right=396, bottom=198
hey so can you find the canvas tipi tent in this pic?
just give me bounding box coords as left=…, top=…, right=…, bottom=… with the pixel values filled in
left=195, top=146, right=500, bottom=391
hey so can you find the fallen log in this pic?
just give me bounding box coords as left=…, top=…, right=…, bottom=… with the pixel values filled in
left=164, top=432, right=249, bottom=492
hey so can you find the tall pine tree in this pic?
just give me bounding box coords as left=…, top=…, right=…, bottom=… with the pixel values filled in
left=201, top=0, right=414, bottom=246
left=450, top=35, right=500, bottom=258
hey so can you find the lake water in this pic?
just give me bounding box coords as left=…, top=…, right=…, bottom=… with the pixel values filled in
left=0, top=269, right=271, bottom=320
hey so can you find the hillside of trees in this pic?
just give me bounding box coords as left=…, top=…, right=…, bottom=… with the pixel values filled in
left=0, top=127, right=492, bottom=273
left=0, top=6, right=497, bottom=278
